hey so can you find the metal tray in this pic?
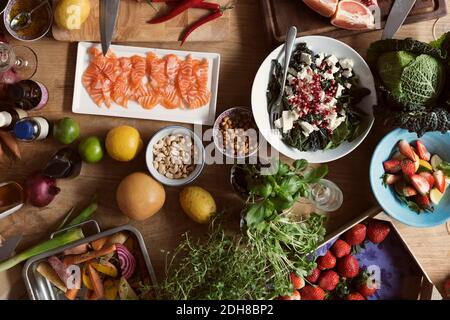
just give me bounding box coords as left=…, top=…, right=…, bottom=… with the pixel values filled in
left=22, top=221, right=159, bottom=300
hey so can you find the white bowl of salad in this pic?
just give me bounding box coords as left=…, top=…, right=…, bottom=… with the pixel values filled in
left=251, top=36, right=376, bottom=163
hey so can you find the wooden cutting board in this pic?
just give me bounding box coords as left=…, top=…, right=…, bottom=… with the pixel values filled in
left=261, top=0, right=447, bottom=42
left=52, top=0, right=231, bottom=42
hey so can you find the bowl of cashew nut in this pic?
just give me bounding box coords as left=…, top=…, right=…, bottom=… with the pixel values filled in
left=146, top=126, right=205, bottom=186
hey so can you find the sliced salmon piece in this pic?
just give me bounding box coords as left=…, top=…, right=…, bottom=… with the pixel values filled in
left=138, top=95, right=159, bottom=110
left=146, top=52, right=167, bottom=91
left=82, top=63, right=100, bottom=88
left=111, top=75, right=130, bottom=108
left=193, top=59, right=209, bottom=88
left=331, top=0, right=375, bottom=30
left=303, top=0, right=338, bottom=18
left=160, top=54, right=183, bottom=109
left=176, top=55, right=195, bottom=106
left=130, top=55, right=146, bottom=90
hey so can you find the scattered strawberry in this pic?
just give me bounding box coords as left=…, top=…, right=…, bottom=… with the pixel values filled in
left=300, top=285, right=325, bottom=300
left=419, top=171, right=435, bottom=189
left=337, top=254, right=359, bottom=278
left=342, top=224, right=366, bottom=245
left=382, top=174, right=401, bottom=186
left=346, top=292, right=365, bottom=300
left=401, top=159, right=416, bottom=177
left=357, top=282, right=377, bottom=297
left=317, top=250, right=336, bottom=270
left=280, top=290, right=301, bottom=300
left=416, top=140, right=431, bottom=161
left=433, top=170, right=446, bottom=193
left=394, top=180, right=417, bottom=197
left=366, top=220, right=390, bottom=244
left=331, top=239, right=351, bottom=258
left=318, top=270, right=339, bottom=291
left=383, top=159, right=401, bottom=173
left=290, top=273, right=305, bottom=290
left=410, top=174, right=431, bottom=196
left=415, top=194, right=431, bottom=209
left=398, top=140, right=416, bottom=161
left=444, top=278, right=450, bottom=298
left=306, top=268, right=321, bottom=283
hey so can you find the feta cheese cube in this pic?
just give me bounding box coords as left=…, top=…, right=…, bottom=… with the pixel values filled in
left=344, top=82, right=352, bottom=89
left=331, top=65, right=340, bottom=74
left=300, top=121, right=316, bottom=137
left=274, top=118, right=283, bottom=129
left=325, top=55, right=339, bottom=66
left=276, top=111, right=299, bottom=133
left=323, top=71, right=334, bottom=80
left=335, top=84, right=345, bottom=98
left=342, top=69, right=353, bottom=78
left=315, top=53, right=325, bottom=66
left=297, top=68, right=308, bottom=80
left=325, top=98, right=338, bottom=109
left=339, top=58, right=354, bottom=69
left=300, top=53, right=312, bottom=65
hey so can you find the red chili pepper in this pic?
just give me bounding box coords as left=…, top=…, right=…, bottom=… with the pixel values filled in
left=194, top=2, right=221, bottom=10
left=180, top=9, right=222, bottom=45
left=148, top=0, right=205, bottom=24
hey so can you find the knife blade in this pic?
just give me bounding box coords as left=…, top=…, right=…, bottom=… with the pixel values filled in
left=0, top=233, right=22, bottom=262
left=382, top=0, right=417, bottom=40
left=100, top=0, right=120, bottom=56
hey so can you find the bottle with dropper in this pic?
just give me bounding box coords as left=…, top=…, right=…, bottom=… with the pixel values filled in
left=13, top=116, right=51, bottom=141
left=0, top=107, right=28, bottom=131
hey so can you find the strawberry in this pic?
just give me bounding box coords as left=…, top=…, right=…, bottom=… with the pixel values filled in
left=356, top=271, right=379, bottom=297
left=444, top=278, right=450, bottom=298
left=331, top=239, right=351, bottom=258
left=416, top=140, right=431, bottom=161
left=280, top=290, right=301, bottom=300
left=342, top=224, right=366, bottom=245
left=290, top=273, right=305, bottom=290
left=337, top=255, right=359, bottom=278
left=317, top=250, right=336, bottom=270
left=401, top=159, right=416, bottom=177
left=415, top=194, right=431, bottom=209
left=419, top=171, right=435, bottom=189
left=433, top=170, right=446, bottom=193
left=357, top=283, right=377, bottom=297
left=410, top=174, right=431, bottom=196
left=318, top=270, right=339, bottom=291
left=394, top=180, right=417, bottom=197
left=398, top=140, right=416, bottom=161
left=383, top=159, right=401, bottom=173
left=306, top=268, right=321, bottom=283
left=300, top=285, right=325, bottom=300
left=382, top=174, right=401, bottom=186
left=366, top=220, right=390, bottom=244
left=346, top=292, right=365, bottom=300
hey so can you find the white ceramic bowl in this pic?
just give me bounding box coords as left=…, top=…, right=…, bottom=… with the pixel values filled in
left=146, top=126, right=205, bottom=187
left=251, top=36, right=376, bottom=163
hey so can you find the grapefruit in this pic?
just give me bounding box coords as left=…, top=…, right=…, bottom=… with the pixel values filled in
left=303, top=0, right=338, bottom=18
left=331, top=0, right=375, bottom=30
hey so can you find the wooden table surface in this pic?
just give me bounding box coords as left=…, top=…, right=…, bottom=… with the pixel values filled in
left=1, top=0, right=449, bottom=299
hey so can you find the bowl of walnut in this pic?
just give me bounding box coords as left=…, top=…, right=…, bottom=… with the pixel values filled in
left=213, top=107, right=260, bottom=159
left=146, top=126, right=205, bottom=186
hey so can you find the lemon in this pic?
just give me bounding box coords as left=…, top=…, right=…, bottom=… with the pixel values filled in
left=55, top=0, right=91, bottom=30
left=430, top=188, right=443, bottom=205
left=179, top=186, right=216, bottom=224
left=105, top=126, right=143, bottom=162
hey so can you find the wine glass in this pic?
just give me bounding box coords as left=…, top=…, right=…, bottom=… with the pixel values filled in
left=0, top=43, right=38, bottom=80
left=432, top=16, right=450, bottom=40
left=309, top=179, right=344, bottom=212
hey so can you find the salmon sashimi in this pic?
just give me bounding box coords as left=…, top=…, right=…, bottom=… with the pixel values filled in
left=83, top=47, right=211, bottom=110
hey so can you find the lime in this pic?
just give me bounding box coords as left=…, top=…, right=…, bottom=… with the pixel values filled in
left=78, top=136, right=104, bottom=163
left=105, top=126, right=143, bottom=162
left=53, top=117, right=80, bottom=144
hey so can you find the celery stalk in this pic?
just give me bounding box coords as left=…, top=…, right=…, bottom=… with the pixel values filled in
left=0, top=228, right=84, bottom=273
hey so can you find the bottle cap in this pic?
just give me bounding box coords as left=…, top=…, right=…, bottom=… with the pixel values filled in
left=14, top=120, right=34, bottom=140
left=0, top=111, right=12, bottom=128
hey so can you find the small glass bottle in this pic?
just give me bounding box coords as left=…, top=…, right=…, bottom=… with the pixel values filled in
left=0, top=181, right=24, bottom=220
left=8, top=80, right=49, bottom=111
left=43, top=147, right=82, bottom=179
left=0, top=107, right=28, bottom=131
left=13, top=116, right=51, bottom=141
left=309, top=179, right=343, bottom=212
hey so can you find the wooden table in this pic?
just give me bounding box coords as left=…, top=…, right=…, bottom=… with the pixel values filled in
left=1, top=0, right=449, bottom=299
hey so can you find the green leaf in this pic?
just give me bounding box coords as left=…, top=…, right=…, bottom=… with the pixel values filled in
left=277, top=162, right=291, bottom=176
left=293, top=159, right=308, bottom=172
left=330, top=120, right=350, bottom=148
left=279, top=175, right=303, bottom=195
left=438, top=161, right=450, bottom=177
left=244, top=202, right=268, bottom=227
left=303, top=165, right=328, bottom=184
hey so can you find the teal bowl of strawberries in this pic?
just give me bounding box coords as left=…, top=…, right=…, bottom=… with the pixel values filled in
left=370, top=128, right=450, bottom=227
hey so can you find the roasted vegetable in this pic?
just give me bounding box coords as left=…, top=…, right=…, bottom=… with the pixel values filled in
left=36, top=262, right=67, bottom=293
left=118, top=277, right=138, bottom=300
left=63, top=244, right=116, bottom=265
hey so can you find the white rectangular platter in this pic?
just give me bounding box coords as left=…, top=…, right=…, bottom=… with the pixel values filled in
left=72, top=42, right=220, bottom=125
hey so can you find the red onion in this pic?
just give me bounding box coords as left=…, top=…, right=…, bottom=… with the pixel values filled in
left=24, top=172, right=60, bottom=207
left=116, top=244, right=136, bottom=279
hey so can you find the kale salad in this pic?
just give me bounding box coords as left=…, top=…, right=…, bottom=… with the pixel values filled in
left=267, top=43, right=371, bottom=151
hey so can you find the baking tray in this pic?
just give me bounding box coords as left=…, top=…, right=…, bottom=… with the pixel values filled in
left=22, top=221, right=159, bottom=300
left=261, top=0, right=448, bottom=42
left=315, top=207, right=442, bottom=300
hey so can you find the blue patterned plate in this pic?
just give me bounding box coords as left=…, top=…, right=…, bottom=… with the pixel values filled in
left=370, top=128, right=450, bottom=227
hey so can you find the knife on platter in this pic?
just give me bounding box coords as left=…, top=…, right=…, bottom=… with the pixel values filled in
left=100, top=0, right=120, bottom=56
left=382, top=0, right=417, bottom=39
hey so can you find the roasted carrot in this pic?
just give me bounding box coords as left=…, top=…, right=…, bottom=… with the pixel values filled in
left=87, top=264, right=104, bottom=298
left=65, top=288, right=79, bottom=300
left=63, top=244, right=116, bottom=265
left=63, top=243, right=89, bottom=256
left=90, top=237, right=107, bottom=251
left=84, top=289, right=99, bottom=300
left=0, top=131, right=20, bottom=159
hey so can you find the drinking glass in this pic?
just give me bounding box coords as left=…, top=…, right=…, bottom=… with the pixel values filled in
left=309, top=179, right=343, bottom=212
left=432, top=16, right=450, bottom=40
left=0, top=43, right=38, bottom=80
